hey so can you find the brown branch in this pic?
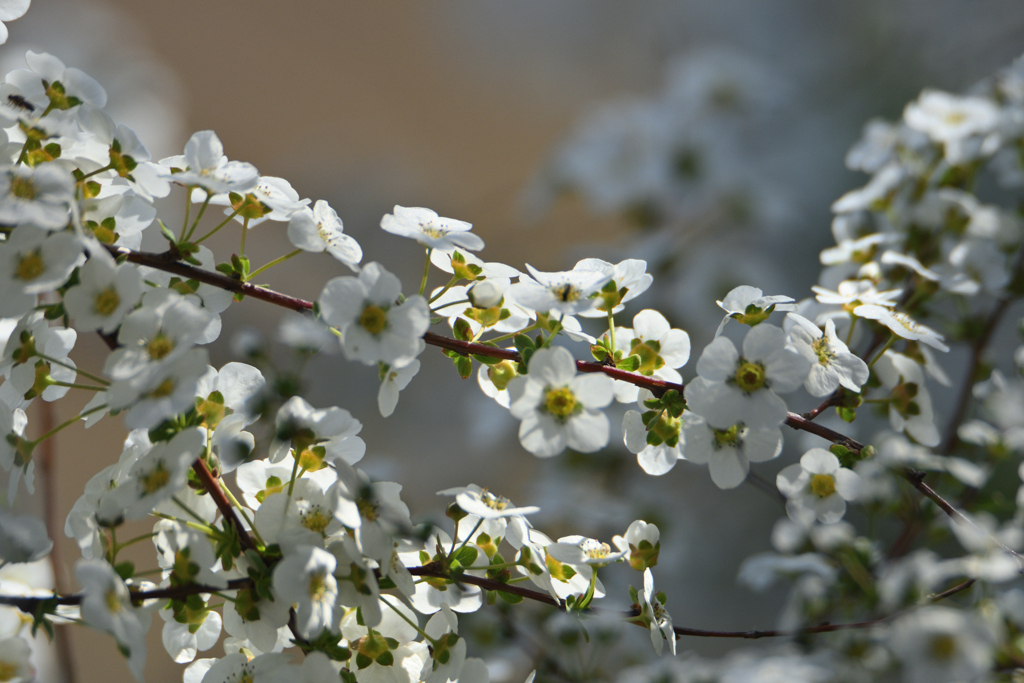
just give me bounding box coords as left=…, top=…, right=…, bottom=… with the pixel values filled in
left=104, top=245, right=314, bottom=313
left=802, top=389, right=843, bottom=421
left=191, top=459, right=255, bottom=551
left=903, top=468, right=1024, bottom=567
left=939, top=295, right=1014, bottom=455
left=0, top=560, right=979, bottom=643
left=784, top=412, right=864, bottom=453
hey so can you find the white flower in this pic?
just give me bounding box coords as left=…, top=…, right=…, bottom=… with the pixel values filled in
left=508, top=264, right=612, bottom=317
left=331, top=462, right=412, bottom=563
left=776, top=448, right=861, bottom=525
left=507, top=346, right=614, bottom=457
left=268, top=395, right=365, bottom=466
left=889, top=606, right=996, bottom=683
left=0, top=163, right=74, bottom=230
left=1, top=311, right=77, bottom=404
left=0, top=508, right=50, bottom=564
left=378, top=359, right=419, bottom=418
left=608, top=309, right=690, bottom=404
left=106, top=347, right=210, bottom=429
left=318, top=262, right=430, bottom=368
left=637, top=569, right=675, bottom=656
left=476, top=359, right=518, bottom=408
left=287, top=199, right=362, bottom=269
left=812, top=279, right=901, bottom=308
left=187, top=653, right=291, bottom=683
left=573, top=258, right=653, bottom=318
left=904, top=89, right=1002, bottom=163
left=273, top=544, right=338, bottom=639
left=854, top=304, right=949, bottom=352
left=161, top=130, right=258, bottom=195
left=0, top=636, right=33, bottom=683
left=612, top=519, right=661, bottom=571
left=76, top=559, right=150, bottom=681
left=153, top=520, right=224, bottom=588
left=715, top=285, right=796, bottom=336
left=380, top=205, right=484, bottom=252
left=327, top=537, right=382, bottom=628
left=549, top=534, right=626, bottom=567
left=104, top=289, right=217, bottom=381
left=5, top=51, right=106, bottom=110
left=682, top=413, right=783, bottom=489
left=159, top=605, right=221, bottom=665
left=98, top=427, right=205, bottom=523
left=874, top=352, right=941, bottom=447
left=438, top=484, right=540, bottom=520
left=64, top=251, right=143, bottom=334
left=210, top=175, right=309, bottom=226
left=687, top=324, right=809, bottom=429
left=82, top=184, right=157, bottom=249
left=0, top=0, right=30, bottom=44
left=254, top=477, right=342, bottom=549
left=398, top=529, right=483, bottom=614
left=65, top=429, right=149, bottom=556
left=831, top=162, right=909, bottom=215
left=786, top=314, right=869, bottom=396
left=0, top=228, right=83, bottom=317
left=622, top=403, right=683, bottom=476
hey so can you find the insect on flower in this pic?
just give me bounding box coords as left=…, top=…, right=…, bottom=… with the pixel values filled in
left=6, top=94, right=35, bottom=112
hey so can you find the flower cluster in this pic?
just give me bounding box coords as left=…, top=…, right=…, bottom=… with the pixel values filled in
left=0, top=10, right=1023, bottom=683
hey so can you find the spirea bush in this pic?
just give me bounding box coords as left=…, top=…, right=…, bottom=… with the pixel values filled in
left=1, top=4, right=1024, bottom=682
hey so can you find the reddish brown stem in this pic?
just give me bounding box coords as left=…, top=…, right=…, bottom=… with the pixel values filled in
left=191, top=459, right=255, bottom=551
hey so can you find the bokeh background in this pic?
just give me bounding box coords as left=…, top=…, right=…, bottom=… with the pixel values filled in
left=3, top=2, right=1024, bottom=681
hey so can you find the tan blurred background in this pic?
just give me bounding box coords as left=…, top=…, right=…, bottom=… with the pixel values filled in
left=4, top=1, right=1024, bottom=681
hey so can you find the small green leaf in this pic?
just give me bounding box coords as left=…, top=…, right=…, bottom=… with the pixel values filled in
left=616, top=354, right=641, bottom=372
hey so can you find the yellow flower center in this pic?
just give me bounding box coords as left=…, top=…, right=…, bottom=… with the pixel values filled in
left=105, top=589, right=123, bottom=613
left=10, top=175, right=36, bottom=200
left=93, top=286, right=121, bottom=316
left=809, top=473, right=836, bottom=498
left=15, top=251, right=44, bottom=282
left=359, top=304, right=388, bottom=335
left=544, top=386, right=578, bottom=420
left=146, top=332, right=175, bottom=360
left=713, top=424, right=742, bottom=449
left=302, top=508, right=331, bottom=535
left=811, top=337, right=834, bottom=366
left=148, top=377, right=176, bottom=398
left=421, top=225, right=447, bottom=240
left=929, top=633, right=957, bottom=660
left=734, top=359, right=766, bottom=392
left=308, top=571, right=328, bottom=600
left=357, top=497, right=379, bottom=522
left=140, top=463, right=171, bottom=494
left=480, top=489, right=508, bottom=510
left=582, top=539, right=611, bottom=560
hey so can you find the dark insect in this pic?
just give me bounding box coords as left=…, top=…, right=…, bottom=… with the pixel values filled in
left=6, top=94, right=35, bottom=112
left=554, top=284, right=578, bottom=302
